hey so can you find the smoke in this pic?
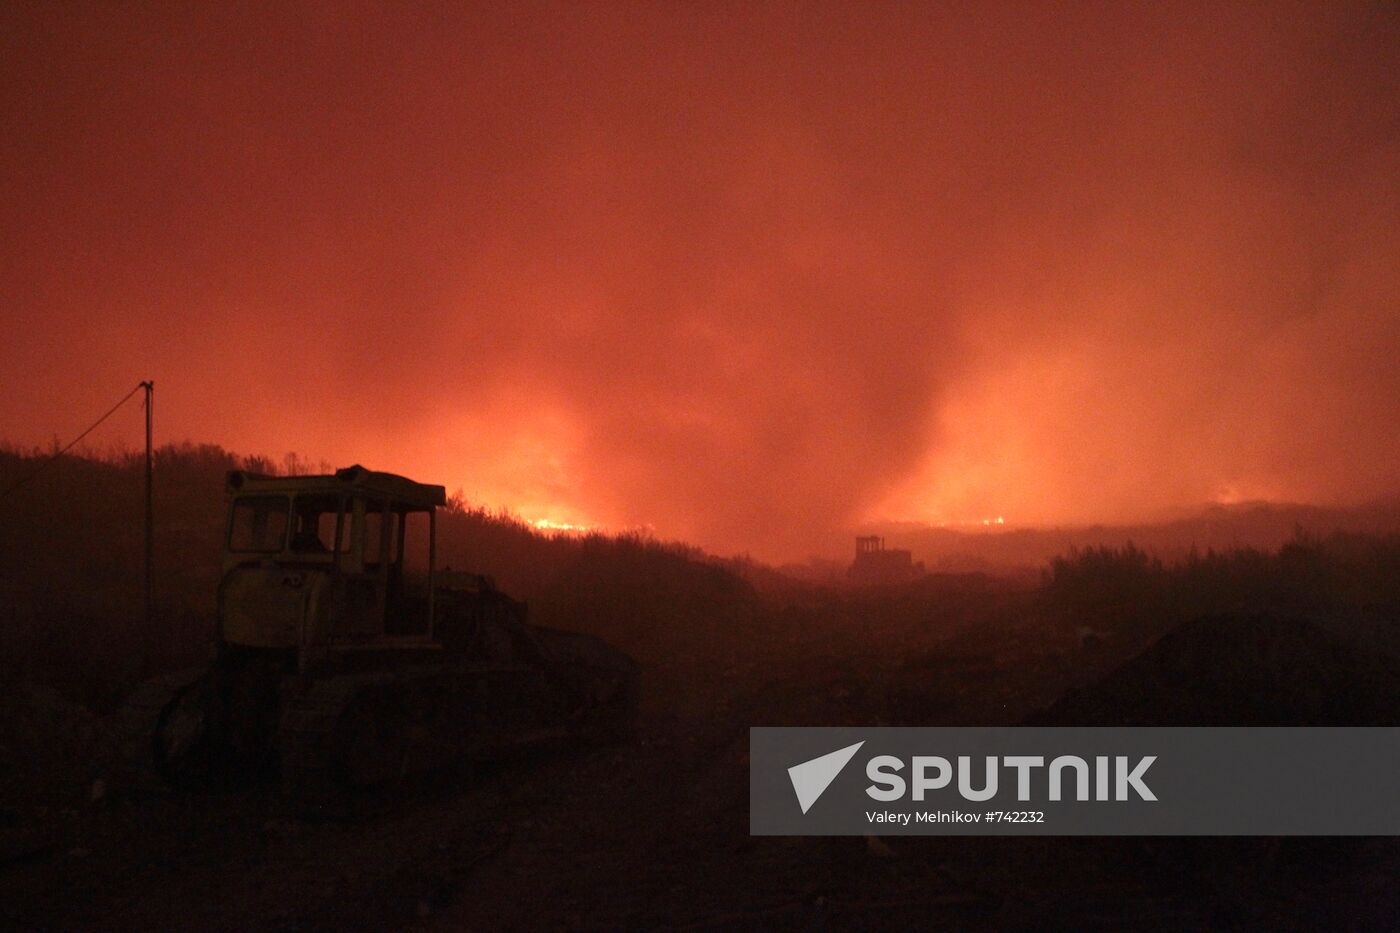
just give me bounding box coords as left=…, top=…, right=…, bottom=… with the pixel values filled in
left=1, top=2, right=1397, bottom=558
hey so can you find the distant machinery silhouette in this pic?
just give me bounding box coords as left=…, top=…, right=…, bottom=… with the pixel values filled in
left=848, top=535, right=924, bottom=584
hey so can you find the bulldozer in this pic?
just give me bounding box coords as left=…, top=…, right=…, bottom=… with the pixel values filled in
left=118, top=465, right=638, bottom=796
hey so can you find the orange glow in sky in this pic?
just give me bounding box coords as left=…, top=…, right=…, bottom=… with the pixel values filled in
left=1, top=3, right=1397, bottom=560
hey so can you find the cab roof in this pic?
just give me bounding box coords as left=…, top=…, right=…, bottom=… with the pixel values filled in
left=225, top=464, right=447, bottom=509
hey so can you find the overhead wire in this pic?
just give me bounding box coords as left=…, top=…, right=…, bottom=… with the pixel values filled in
left=0, top=381, right=147, bottom=502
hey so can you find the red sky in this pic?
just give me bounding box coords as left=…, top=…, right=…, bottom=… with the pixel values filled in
left=2, top=2, right=1398, bottom=559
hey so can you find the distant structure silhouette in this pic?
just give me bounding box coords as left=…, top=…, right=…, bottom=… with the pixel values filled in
left=848, top=536, right=924, bottom=584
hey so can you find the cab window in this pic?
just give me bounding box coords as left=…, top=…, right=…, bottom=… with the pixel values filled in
left=290, top=494, right=348, bottom=554
left=364, top=501, right=388, bottom=565
left=229, top=496, right=289, bottom=552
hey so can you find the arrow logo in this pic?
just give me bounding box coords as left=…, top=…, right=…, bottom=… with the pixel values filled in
left=788, top=741, right=865, bottom=814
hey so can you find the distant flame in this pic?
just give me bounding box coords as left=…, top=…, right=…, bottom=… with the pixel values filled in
left=530, top=517, right=593, bottom=534
left=928, top=515, right=1007, bottom=528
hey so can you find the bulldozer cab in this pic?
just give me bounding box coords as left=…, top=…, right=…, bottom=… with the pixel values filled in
left=220, top=465, right=446, bottom=657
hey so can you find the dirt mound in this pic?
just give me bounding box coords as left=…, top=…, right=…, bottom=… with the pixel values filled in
left=1031, top=612, right=1400, bottom=726
left=0, top=682, right=120, bottom=864
left=0, top=683, right=116, bottom=810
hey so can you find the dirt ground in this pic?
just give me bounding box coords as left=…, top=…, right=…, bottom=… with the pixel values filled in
left=4, top=597, right=1399, bottom=932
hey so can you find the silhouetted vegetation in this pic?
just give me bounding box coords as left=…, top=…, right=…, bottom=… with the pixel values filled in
left=0, top=442, right=238, bottom=707
left=0, top=444, right=759, bottom=709
left=865, top=499, right=1400, bottom=576
left=4, top=443, right=1400, bottom=722
left=1042, top=532, right=1400, bottom=639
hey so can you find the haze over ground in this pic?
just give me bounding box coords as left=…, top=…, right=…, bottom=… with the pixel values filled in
left=2, top=2, right=1397, bottom=560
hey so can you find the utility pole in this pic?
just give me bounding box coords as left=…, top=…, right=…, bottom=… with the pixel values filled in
left=142, top=381, right=154, bottom=629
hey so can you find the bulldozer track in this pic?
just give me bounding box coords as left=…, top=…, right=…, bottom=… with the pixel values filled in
left=112, top=668, right=205, bottom=790
left=277, top=672, right=406, bottom=803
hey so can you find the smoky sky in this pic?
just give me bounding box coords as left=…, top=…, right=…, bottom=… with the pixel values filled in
left=2, top=2, right=1398, bottom=559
